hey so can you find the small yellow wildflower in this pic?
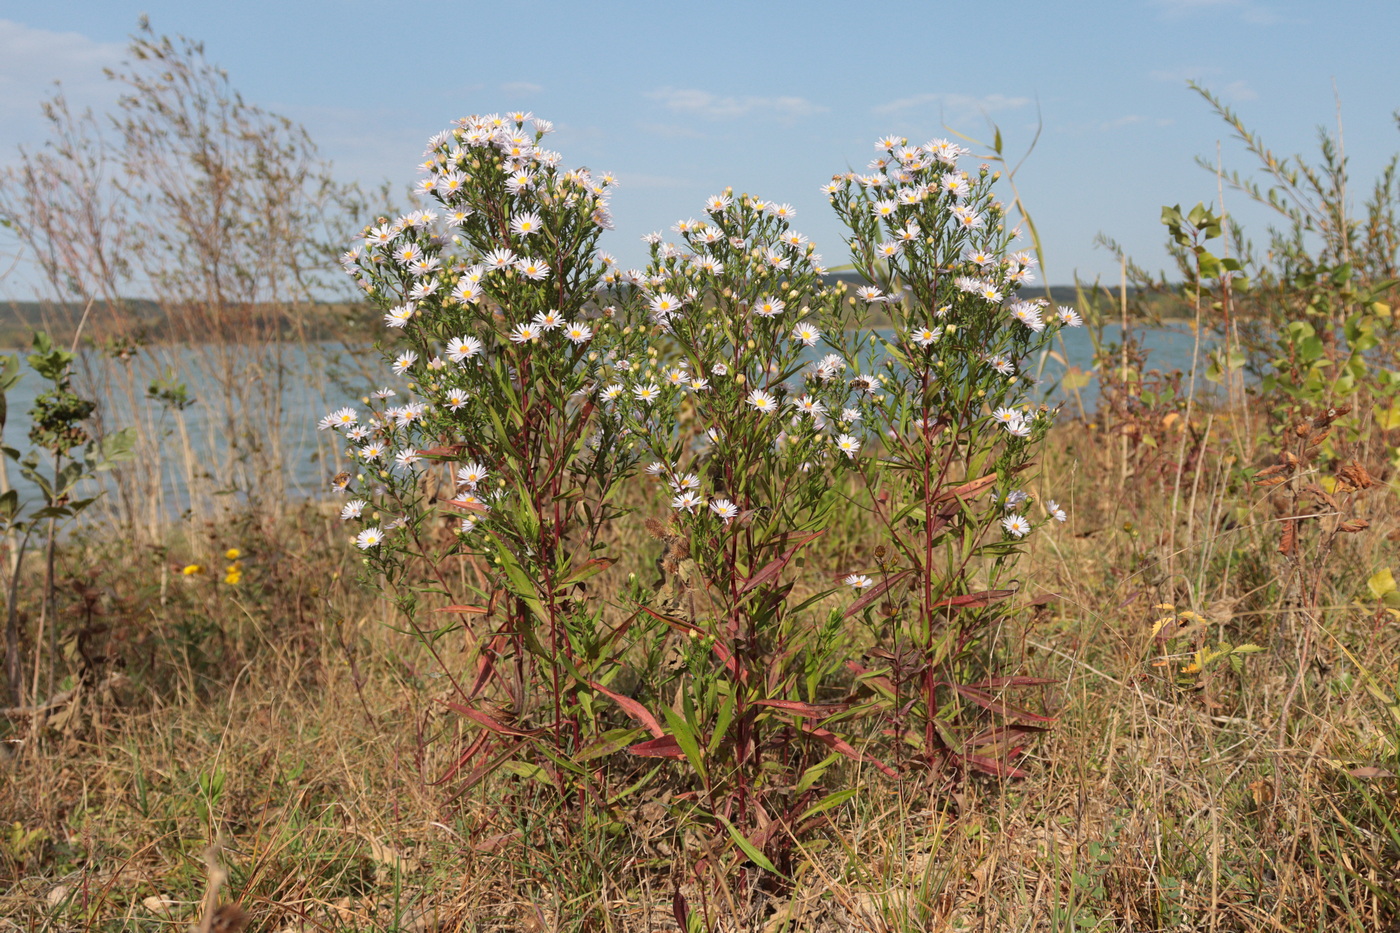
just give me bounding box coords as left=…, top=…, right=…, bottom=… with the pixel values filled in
left=182, top=564, right=206, bottom=576
left=224, top=548, right=241, bottom=560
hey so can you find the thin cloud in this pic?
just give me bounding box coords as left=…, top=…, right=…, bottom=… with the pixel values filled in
left=501, top=81, right=543, bottom=95
left=1221, top=79, right=1258, bottom=102
left=1149, top=65, right=1221, bottom=84
left=0, top=20, right=123, bottom=123
left=638, top=122, right=706, bottom=140
left=1100, top=114, right=1146, bottom=130
left=873, top=92, right=1031, bottom=120
left=647, top=86, right=826, bottom=121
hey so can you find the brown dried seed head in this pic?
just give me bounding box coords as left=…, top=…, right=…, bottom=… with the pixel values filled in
left=207, top=904, right=249, bottom=933
left=666, top=536, right=690, bottom=562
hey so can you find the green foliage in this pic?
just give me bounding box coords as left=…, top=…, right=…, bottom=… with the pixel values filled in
left=0, top=332, right=134, bottom=707
left=1183, top=85, right=1400, bottom=465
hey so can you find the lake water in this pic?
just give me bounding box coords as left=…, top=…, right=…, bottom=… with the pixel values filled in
left=0, top=324, right=1215, bottom=519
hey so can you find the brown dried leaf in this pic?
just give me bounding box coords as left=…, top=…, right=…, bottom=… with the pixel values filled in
left=1278, top=518, right=1298, bottom=557
left=1338, top=519, right=1370, bottom=533
left=1311, top=405, right=1350, bottom=428
left=934, top=472, right=998, bottom=502
left=1300, top=483, right=1339, bottom=510
left=1336, top=459, right=1376, bottom=491
left=1347, top=765, right=1397, bottom=779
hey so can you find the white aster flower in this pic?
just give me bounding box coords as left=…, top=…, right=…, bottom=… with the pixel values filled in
left=747, top=389, right=778, bottom=414
left=1002, top=515, right=1031, bottom=538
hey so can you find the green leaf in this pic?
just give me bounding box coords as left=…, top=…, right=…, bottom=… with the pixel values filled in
left=0, top=489, right=18, bottom=521
left=661, top=704, right=706, bottom=780
left=708, top=689, right=736, bottom=755
left=717, top=816, right=780, bottom=874
left=0, top=355, right=21, bottom=394
left=499, top=760, right=552, bottom=785
left=795, top=752, right=842, bottom=794
left=796, top=788, right=858, bottom=823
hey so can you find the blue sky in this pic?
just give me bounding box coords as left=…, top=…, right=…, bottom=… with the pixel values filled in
left=2, top=0, right=1398, bottom=296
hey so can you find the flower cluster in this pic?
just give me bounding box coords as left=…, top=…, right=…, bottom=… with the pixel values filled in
left=325, top=114, right=651, bottom=557
left=616, top=192, right=863, bottom=527
left=825, top=134, right=1077, bottom=541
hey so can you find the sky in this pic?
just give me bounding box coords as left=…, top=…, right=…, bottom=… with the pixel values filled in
left=2, top=0, right=1398, bottom=298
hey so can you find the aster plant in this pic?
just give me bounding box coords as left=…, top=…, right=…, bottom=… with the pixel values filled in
left=825, top=134, right=1077, bottom=777
left=605, top=192, right=882, bottom=870
left=330, top=112, right=652, bottom=785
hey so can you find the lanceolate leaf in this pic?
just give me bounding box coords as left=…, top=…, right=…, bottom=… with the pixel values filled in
left=930, top=589, right=1016, bottom=610
left=558, top=557, right=614, bottom=587
left=799, top=724, right=898, bottom=778
left=934, top=471, right=998, bottom=502
left=440, top=700, right=544, bottom=737
left=627, top=735, right=687, bottom=759
left=589, top=681, right=665, bottom=738
left=952, top=684, right=1055, bottom=723
left=962, top=751, right=1029, bottom=779
left=753, top=698, right=848, bottom=718
left=843, top=569, right=912, bottom=619
left=738, top=530, right=825, bottom=596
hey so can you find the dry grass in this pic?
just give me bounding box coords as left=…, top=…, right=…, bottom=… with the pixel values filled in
left=1, top=413, right=1397, bottom=933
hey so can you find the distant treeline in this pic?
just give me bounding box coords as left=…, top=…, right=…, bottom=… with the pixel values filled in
left=0, top=299, right=373, bottom=348
left=1, top=280, right=1202, bottom=347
